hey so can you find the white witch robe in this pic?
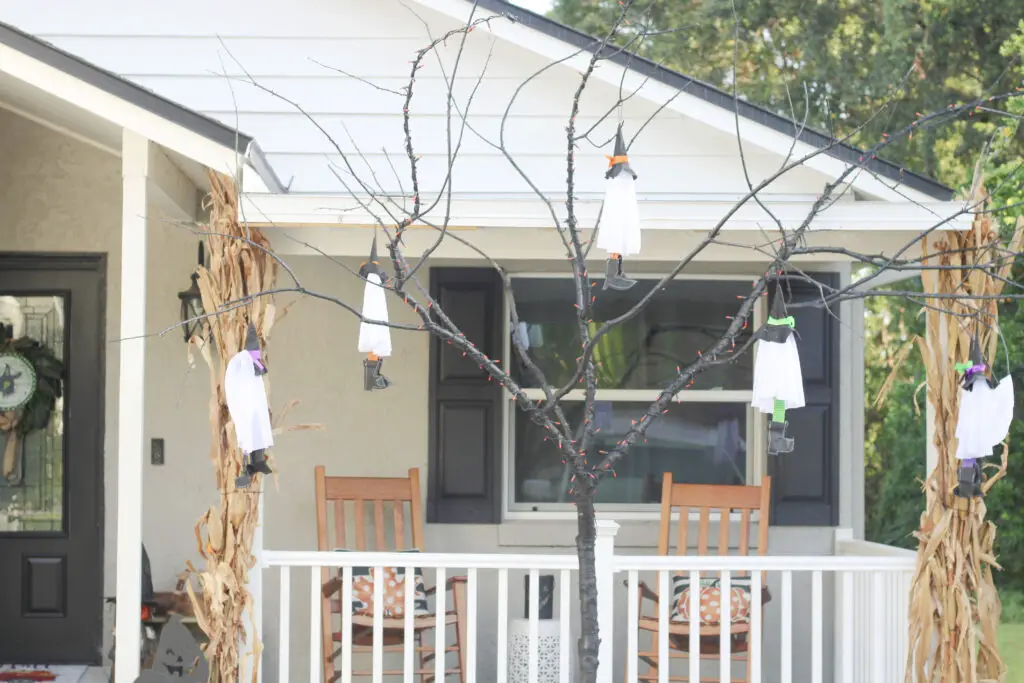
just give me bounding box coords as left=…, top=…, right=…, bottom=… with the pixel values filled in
left=597, top=173, right=641, bottom=256
left=224, top=350, right=274, bottom=454
left=956, top=376, right=1014, bottom=460
left=751, top=335, right=805, bottom=414
left=358, top=272, right=392, bottom=357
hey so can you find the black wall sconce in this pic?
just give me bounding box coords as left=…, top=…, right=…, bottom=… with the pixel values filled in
left=177, top=242, right=207, bottom=343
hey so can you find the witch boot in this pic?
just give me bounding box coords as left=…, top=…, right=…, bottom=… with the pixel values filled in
left=248, top=448, right=273, bottom=475
left=953, top=460, right=984, bottom=499
left=235, top=454, right=254, bottom=489
left=767, top=420, right=795, bottom=455
left=363, top=357, right=392, bottom=391
left=602, top=256, right=637, bottom=292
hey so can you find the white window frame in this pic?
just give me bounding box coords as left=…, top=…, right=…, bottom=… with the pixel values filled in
left=502, top=272, right=766, bottom=521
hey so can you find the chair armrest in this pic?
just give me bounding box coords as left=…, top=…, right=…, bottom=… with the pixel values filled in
left=425, top=575, right=468, bottom=596
left=322, top=576, right=341, bottom=599
left=620, top=578, right=661, bottom=604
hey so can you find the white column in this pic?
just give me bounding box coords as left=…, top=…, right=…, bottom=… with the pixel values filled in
left=241, top=488, right=264, bottom=683
left=114, top=130, right=149, bottom=683
left=594, top=520, right=619, bottom=683
left=925, top=297, right=947, bottom=476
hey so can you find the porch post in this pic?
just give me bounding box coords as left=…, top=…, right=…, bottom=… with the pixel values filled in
left=114, top=129, right=149, bottom=683
left=594, top=520, right=619, bottom=683
left=241, top=489, right=264, bottom=683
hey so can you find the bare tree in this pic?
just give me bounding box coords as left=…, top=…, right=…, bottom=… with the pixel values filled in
left=170, top=3, right=1024, bottom=681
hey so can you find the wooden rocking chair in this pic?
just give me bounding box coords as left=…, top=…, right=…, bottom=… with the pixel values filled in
left=315, top=466, right=467, bottom=682
left=631, top=473, right=772, bottom=683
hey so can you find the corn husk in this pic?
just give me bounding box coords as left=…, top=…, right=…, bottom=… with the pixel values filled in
left=903, top=173, right=1024, bottom=683
left=183, top=172, right=321, bottom=683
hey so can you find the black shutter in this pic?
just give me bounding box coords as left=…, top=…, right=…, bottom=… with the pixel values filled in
left=767, top=273, right=840, bottom=526
left=427, top=268, right=504, bottom=523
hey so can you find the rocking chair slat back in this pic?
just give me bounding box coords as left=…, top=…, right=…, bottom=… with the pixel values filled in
left=314, top=466, right=425, bottom=553
left=657, top=473, right=771, bottom=578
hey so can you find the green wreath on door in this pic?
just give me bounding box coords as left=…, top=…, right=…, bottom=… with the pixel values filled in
left=0, top=332, right=65, bottom=483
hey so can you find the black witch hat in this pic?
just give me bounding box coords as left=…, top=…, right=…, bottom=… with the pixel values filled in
left=605, top=123, right=638, bottom=180
left=962, top=337, right=999, bottom=391
left=760, top=288, right=795, bottom=344
left=244, top=322, right=267, bottom=376
left=358, top=233, right=388, bottom=281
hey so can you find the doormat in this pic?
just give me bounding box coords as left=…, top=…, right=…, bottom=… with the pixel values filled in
left=0, top=672, right=56, bottom=682
left=0, top=666, right=86, bottom=683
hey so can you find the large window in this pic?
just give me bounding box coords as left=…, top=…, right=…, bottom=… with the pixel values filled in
left=506, top=276, right=763, bottom=514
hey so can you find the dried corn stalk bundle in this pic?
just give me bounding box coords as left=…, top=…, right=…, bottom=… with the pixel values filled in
left=905, top=175, right=1023, bottom=683
left=184, top=170, right=278, bottom=683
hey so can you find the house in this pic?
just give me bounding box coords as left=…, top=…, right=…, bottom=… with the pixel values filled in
left=0, top=0, right=963, bottom=681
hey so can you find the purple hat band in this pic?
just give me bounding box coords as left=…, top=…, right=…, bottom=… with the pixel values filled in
left=248, top=348, right=266, bottom=372
left=965, top=363, right=987, bottom=379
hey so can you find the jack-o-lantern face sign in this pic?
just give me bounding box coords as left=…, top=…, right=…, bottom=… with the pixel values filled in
left=136, top=616, right=208, bottom=683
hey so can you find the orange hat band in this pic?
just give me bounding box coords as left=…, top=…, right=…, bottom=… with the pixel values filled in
left=606, top=154, right=629, bottom=167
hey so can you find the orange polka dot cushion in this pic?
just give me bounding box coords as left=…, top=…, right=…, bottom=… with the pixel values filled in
left=670, top=575, right=752, bottom=625
left=333, top=549, right=430, bottom=618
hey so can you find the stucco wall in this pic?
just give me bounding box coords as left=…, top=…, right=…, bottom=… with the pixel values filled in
left=0, top=108, right=211, bottom=660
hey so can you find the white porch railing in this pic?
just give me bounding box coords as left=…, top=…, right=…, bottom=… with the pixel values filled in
left=834, top=529, right=917, bottom=683
left=260, top=524, right=917, bottom=683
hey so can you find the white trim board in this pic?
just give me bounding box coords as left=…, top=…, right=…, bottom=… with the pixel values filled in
left=241, top=193, right=972, bottom=231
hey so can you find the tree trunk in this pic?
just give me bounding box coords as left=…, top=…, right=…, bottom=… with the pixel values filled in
left=576, top=491, right=601, bottom=683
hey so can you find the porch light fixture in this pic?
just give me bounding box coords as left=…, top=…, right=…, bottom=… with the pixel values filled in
left=177, top=241, right=206, bottom=343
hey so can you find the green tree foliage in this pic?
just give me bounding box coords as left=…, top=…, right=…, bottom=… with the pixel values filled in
left=863, top=283, right=925, bottom=550
left=549, top=0, right=1024, bottom=186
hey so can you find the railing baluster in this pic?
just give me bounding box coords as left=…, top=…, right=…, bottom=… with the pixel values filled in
left=658, top=570, right=669, bottom=683
left=559, top=569, right=571, bottom=683
left=811, top=570, right=822, bottom=683
left=372, top=566, right=384, bottom=683
left=404, top=562, right=415, bottom=683
left=720, top=571, right=731, bottom=683
left=279, top=566, right=290, bottom=683
left=435, top=567, right=446, bottom=683
left=750, top=570, right=762, bottom=683
left=310, top=566, right=322, bottom=683
left=688, top=570, right=699, bottom=683
left=467, top=568, right=478, bottom=683
left=498, top=569, right=509, bottom=683
left=872, top=571, right=885, bottom=683
left=342, top=566, right=353, bottom=683
left=627, top=570, right=638, bottom=683
left=780, top=570, right=792, bottom=683
left=528, top=569, right=539, bottom=683
left=842, top=571, right=853, bottom=683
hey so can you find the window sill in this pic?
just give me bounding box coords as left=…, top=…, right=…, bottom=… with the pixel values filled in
left=497, top=516, right=763, bottom=549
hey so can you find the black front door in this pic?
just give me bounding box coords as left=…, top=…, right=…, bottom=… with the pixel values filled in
left=0, top=254, right=105, bottom=664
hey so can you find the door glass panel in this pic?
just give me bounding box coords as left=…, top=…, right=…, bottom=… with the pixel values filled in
left=0, top=295, right=66, bottom=533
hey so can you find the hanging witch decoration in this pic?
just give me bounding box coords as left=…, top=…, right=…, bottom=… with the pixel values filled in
left=358, top=234, right=393, bottom=391
left=0, top=298, right=64, bottom=484
left=952, top=337, right=1014, bottom=498
left=597, top=123, right=641, bottom=291
left=751, top=288, right=805, bottom=455
left=224, top=322, right=274, bottom=489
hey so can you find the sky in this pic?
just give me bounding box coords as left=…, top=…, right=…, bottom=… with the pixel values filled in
left=509, top=0, right=554, bottom=13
